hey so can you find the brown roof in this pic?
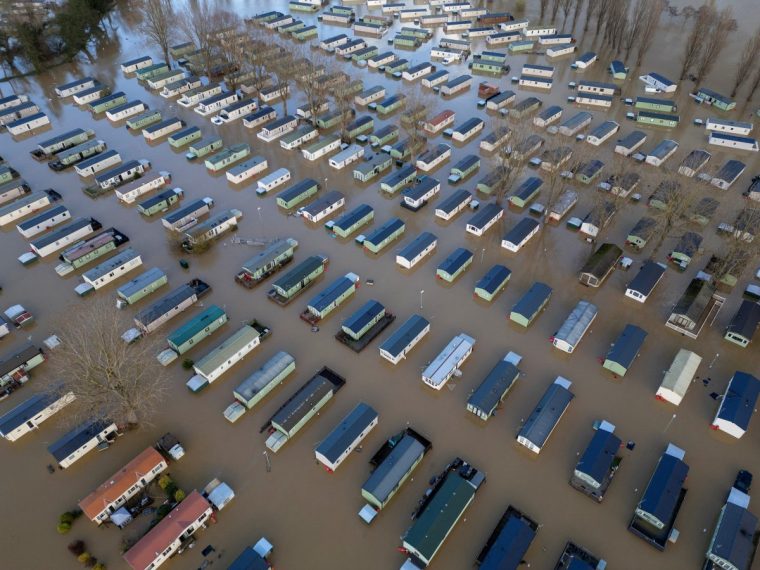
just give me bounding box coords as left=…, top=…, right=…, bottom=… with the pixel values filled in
left=79, top=447, right=167, bottom=521
left=124, top=490, right=212, bottom=570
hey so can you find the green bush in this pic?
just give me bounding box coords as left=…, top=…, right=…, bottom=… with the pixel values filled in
left=181, top=359, right=194, bottom=370
left=59, top=512, right=75, bottom=524
left=157, top=474, right=173, bottom=490
left=77, top=552, right=92, bottom=564
left=57, top=521, right=71, bottom=534
left=93, top=564, right=107, bottom=570
left=85, top=556, right=97, bottom=568
left=174, top=489, right=186, bottom=502
left=68, top=541, right=85, bottom=556
left=164, top=482, right=178, bottom=499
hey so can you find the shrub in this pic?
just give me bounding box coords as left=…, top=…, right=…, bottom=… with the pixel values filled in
left=93, top=564, right=107, bottom=570
left=155, top=504, right=172, bottom=521
left=68, top=541, right=85, bottom=556
left=59, top=512, right=75, bottom=524
left=157, top=474, right=173, bottom=490
left=77, top=552, right=92, bottom=564
left=181, top=359, right=194, bottom=370
left=85, top=556, right=97, bottom=568
left=57, top=522, right=71, bottom=534
left=174, top=489, right=186, bottom=502
left=165, top=482, right=178, bottom=499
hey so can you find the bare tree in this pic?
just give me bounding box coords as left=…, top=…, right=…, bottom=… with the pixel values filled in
left=138, top=0, right=175, bottom=68
left=678, top=3, right=712, bottom=80
left=559, top=0, right=574, bottom=30
left=731, top=26, right=760, bottom=98
left=241, top=30, right=277, bottom=96
left=267, top=47, right=296, bottom=115
left=624, top=0, right=648, bottom=61
left=398, top=84, right=437, bottom=162
left=593, top=0, right=611, bottom=38
left=694, top=7, right=734, bottom=85
left=636, top=0, right=664, bottom=67
left=540, top=0, right=551, bottom=21
left=747, top=66, right=760, bottom=102
left=571, top=0, right=585, bottom=32
left=709, top=206, right=760, bottom=287
left=297, top=51, right=330, bottom=127
left=491, top=117, right=542, bottom=206
left=603, top=0, right=630, bottom=53
left=646, top=173, right=695, bottom=258
left=212, top=12, right=246, bottom=90
left=551, top=0, right=562, bottom=24
left=46, top=296, right=168, bottom=427
left=584, top=0, right=599, bottom=31
left=329, top=78, right=359, bottom=142
left=180, top=0, right=216, bottom=78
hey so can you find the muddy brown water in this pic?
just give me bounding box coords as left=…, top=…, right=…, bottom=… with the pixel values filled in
left=1, top=1, right=760, bottom=569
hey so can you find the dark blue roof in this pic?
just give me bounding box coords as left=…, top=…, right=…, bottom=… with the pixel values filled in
left=714, top=159, right=746, bottom=183
left=717, top=372, right=760, bottom=431
left=139, top=188, right=178, bottom=210
left=381, top=164, right=416, bottom=187
left=342, top=300, right=385, bottom=335
left=476, top=265, right=512, bottom=294
left=365, top=217, right=404, bottom=246
left=638, top=453, right=689, bottom=525
left=334, top=204, right=373, bottom=231
left=227, top=547, right=270, bottom=570
left=163, top=199, right=209, bottom=225
left=503, top=217, right=540, bottom=244
left=710, top=502, right=758, bottom=570
left=398, top=232, right=437, bottom=261
left=727, top=301, right=760, bottom=340
left=710, top=132, right=755, bottom=144
left=468, top=203, right=503, bottom=230
left=617, top=130, right=646, bottom=148
left=646, top=72, right=674, bottom=86
left=47, top=419, right=112, bottom=462
left=437, top=189, right=472, bottom=214
left=454, top=117, right=484, bottom=134
left=605, top=324, right=647, bottom=369
left=479, top=510, right=537, bottom=570
left=438, top=247, right=473, bottom=275
left=512, top=282, right=552, bottom=319
left=576, top=429, right=621, bottom=485
left=627, top=261, right=666, bottom=296
left=697, top=87, right=732, bottom=104
left=308, top=275, right=356, bottom=312
left=316, top=403, right=378, bottom=464
left=467, top=360, right=519, bottom=417
left=0, top=393, right=54, bottom=435
left=452, top=154, right=479, bottom=172
left=514, top=177, right=543, bottom=200
left=380, top=315, right=429, bottom=358
left=518, top=381, right=574, bottom=448
left=403, top=176, right=440, bottom=201
left=279, top=178, right=318, bottom=202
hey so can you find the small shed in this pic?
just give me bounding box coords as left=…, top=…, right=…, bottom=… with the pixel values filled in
left=511, top=282, right=552, bottom=327
left=579, top=243, right=622, bottom=287
left=551, top=301, right=598, bottom=353
left=712, top=372, right=760, bottom=439
left=603, top=324, right=647, bottom=377
left=656, top=349, right=702, bottom=406
left=724, top=300, right=760, bottom=347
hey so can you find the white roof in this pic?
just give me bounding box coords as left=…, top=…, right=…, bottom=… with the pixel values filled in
left=659, top=349, right=702, bottom=401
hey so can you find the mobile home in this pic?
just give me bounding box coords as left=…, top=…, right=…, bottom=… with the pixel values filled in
left=167, top=126, right=202, bottom=149
left=646, top=139, right=679, bottom=167
left=696, top=87, right=735, bottom=111
left=301, top=191, right=345, bottom=223
left=466, top=203, right=502, bottom=237
left=364, top=217, right=405, bottom=253
left=511, top=282, right=552, bottom=327
left=235, top=238, right=298, bottom=288
left=586, top=120, right=619, bottom=146
left=116, top=267, right=167, bottom=307
left=16, top=205, right=70, bottom=239
left=615, top=130, right=647, bottom=157
left=121, top=55, right=152, bottom=74
left=106, top=100, right=147, bottom=122
left=161, top=197, right=214, bottom=231
left=137, top=188, right=183, bottom=216
left=436, top=247, right=473, bottom=283
left=126, top=109, right=162, bottom=131
left=474, top=264, right=511, bottom=302
left=724, top=301, right=760, bottom=348
left=182, top=209, right=242, bottom=248
left=551, top=301, right=597, bottom=353
left=276, top=178, right=320, bottom=210
left=711, top=372, right=760, bottom=438
left=0, top=391, right=74, bottom=442
left=80, top=248, right=142, bottom=292
left=656, top=349, right=702, bottom=405
left=708, top=132, right=759, bottom=152
left=185, top=136, right=224, bottom=161
left=166, top=305, right=228, bottom=356
left=501, top=218, right=540, bottom=253
left=517, top=377, right=574, bottom=453
left=625, top=261, right=666, bottom=303
left=230, top=351, right=295, bottom=418
left=268, top=254, right=329, bottom=305
left=88, top=92, right=128, bottom=114
left=30, top=217, right=101, bottom=258
left=329, top=204, right=374, bottom=238
left=0, top=189, right=61, bottom=227
left=6, top=112, right=50, bottom=135
left=160, top=76, right=201, bottom=99
left=205, top=144, right=250, bottom=172
left=380, top=164, right=417, bottom=195
left=115, top=171, right=171, bottom=204
left=316, top=403, right=378, bottom=472
left=603, top=324, right=648, bottom=377
left=422, top=333, right=476, bottom=390
left=177, top=83, right=223, bottom=108
left=678, top=149, right=711, bottom=177
left=280, top=125, right=318, bottom=151
left=57, top=227, right=127, bottom=270
left=73, top=149, right=121, bottom=177
left=55, top=77, right=97, bottom=98
left=226, top=156, right=268, bottom=184
left=214, top=98, right=258, bottom=124
left=302, top=135, right=341, bottom=162
left=31, top=128, right=93, bottom=160
left=143, top=117, right=185, bottom=141
left=47, top=419, right=118, bottom=469
left=467, top=353, right=521, bottom=421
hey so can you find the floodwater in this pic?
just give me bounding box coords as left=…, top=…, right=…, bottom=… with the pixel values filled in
left=1, top=1, right=760, bottom=569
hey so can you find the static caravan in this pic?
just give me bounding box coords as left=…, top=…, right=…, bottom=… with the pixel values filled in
left=486, top=31, right=522, bottom=46
left=421, top=333, right=476, bottom=390
left=165, top=305, right=228, bottom=356
left=31, top=128, right=93, bottom=161
left=301, top=191, right=345, bottom=223
left=356, top=86, right=386, bottom=106
left=56, top=228, right=128, bottom=273
left=517, top=378, right=574, bottom=453
left=376, top=94, right=406, bottom=116
left=436, top=247, right=473, bottom=283
left=316, top=403, right=378, bottom=472
left=480, top=127, right=511, bottom=152
left=403, top=62, right=434, bottom=82
left=30, top=217, right=101, bottom=258
left=302, top=135, right=341, bottom=162
left=177, top=84, right=223, bottom=108
left=615, top=130, right=647, bottom=157
left=0, top=93, right=28, bottom=112
left=134, top=279, right=210, bottom=334
left=205, top=144, right=250, bottom=172
left=705, top=118, right=752, bottom=136
left=16, top=205, right=70, bottom=239
left=466, top=203, right=503, bottom=237
left=0, top=392, right=74, bottom=442
left=511, top=282, right=552, bottom=327
left=71, top=85, right=109, bottom=106
left=195, top=90, right=238, bottom=117
left=696, top=87, right=735, bottom=111
left=486, top=90, right=516, bottom=111
left=320, top=33, right=349, bottom=51
left=354, top=20, right=389, bottom=37
left=534, top=105, right=563, bottom=128
left=335, top=38, right=367, bottom=56
left=637, top=110, right=679, bottom=128
left=187, top=323, right=266, bottom=391
left=116, top=267, right=167, bottom=307
left=547, top=189, right=577, bottom=222
left=423, top=69, right=449, bottom=88
left=402, top=176, right=440, bottom=210
left=329, top=145, right=364, bottom=170
left=501, top=218, right=540, bottom=253
left=625, top=261, right=666, bottom=303
left=80, top=248, right=142, bottom=292
left=509, top=177, right=543, bottom=209
left=440, top=75, right=472, bottom=97
left=424, top=110, right=456, bottom=136
left=143, top=117, right=185, bottom=141
left=137, top=188, right=183, bottom=216
left=301, top=273, right=361, bottom=324
left=367, top=51, right=396, bottom=69
left=656, top=349, right=702, bottom=405
left=646, top=139, right=679, bottom=167
left=115, top=171, right=171, bottom=204
left=346, top=115, right=374, bottom=139
left=74, top=149, right=120, bottom=177
left=0, top=178, right=28, bottom=205
left=626, top=217, right=657, bottom=250
left=417, top=143, right=452, bottom=172
left=135, top=62, right=169, bottom=81
left=234, top=238, right=298, bottom=288
left=121, top=55, right=152, bottom=74
left=267, top=254, right=328, bottom=305
left=225, top=156, right=267, bottom=184
left=559, top=111, right=592, bottom=136
left=448, top=155, right=480, bottom=184
left=364, top=217, right=405, bottom=253
left=277, top=179, right=320, bottom=210
left=92, top=159, right=151, bottom=192
left=724, top=301, right=760, bottom=348
left=635, top=97, right=677, bottom=113
left=230, top=351, right=295, bottom=418
left=213, top=98, right=257, bottom=125
left=708, top=132, right=759, bottom=152
left=185, top=136, right=223, bottom=161
left=160, top=76, right=202, bottom=99
left=169, top=41, right=194, bottom=57
left=711, top=159, right=746, bottom=190
left=256, top=168, right=291, bottom=195
left=576, top=159, right=604, bottom=184
left=0, top=101, right=40, bottom=126
left=584, top=120, right=619, bottom=146
left=438, top=38, right=470, bottom=51
left=396, top=232, right=438, bottom=269
left=666, top=278, right=725, bottom=339
left=0, top=190, right=61, bottom=227
left=329, top=204, right=374, bottom=238
left=104, top=100, right=146, bottom=123
left=639, top=72, right=677, bottom=93
left=435, top=189, right=473, bottom=222
left=474, top=264, right=512, bottom=303
left=280, top=125, right=318, bottom=151
left=450, top=117, right=484, bottom=143
left=467, top=354, right=521, bottom=420
left=55, top=77, right=96, bottom=98
left=603, top=325, right=647, bottom=377
left=575, top=51, right=598, bottom=68
left=182, top=209, right=242, bottom=248
left=167, top=126, right=202, bottom=149
left=47, top=420, right=118, bottom=469
left=161, top=197, right=214, bottom=231
left=369, top=125, right=399, bottom=148
left=88, top=92, right=128, bottom=114
left=380, top=164, right=416, bottom=195
left=511, top=96, right=543, bottom=119
left=6, top=112, right=50, bottom=136
left=711, top=372, right=760, bottom=438
left=146, top=69, right=185, bottom=90
left=126, top=109, right=162, bottom=131
left=379, top=315, right=430, bottom=365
